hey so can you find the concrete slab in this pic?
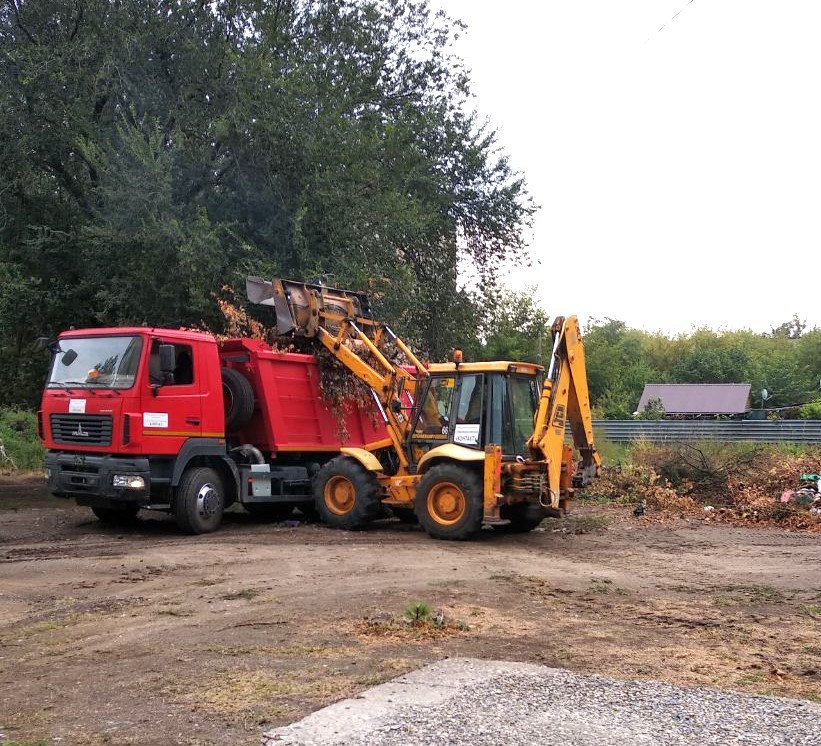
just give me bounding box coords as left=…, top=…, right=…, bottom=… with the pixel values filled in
left=261, top=658, right=821, bottom=745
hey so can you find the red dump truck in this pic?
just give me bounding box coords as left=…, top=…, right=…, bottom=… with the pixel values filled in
left=39, top=327, right=386, bottom=533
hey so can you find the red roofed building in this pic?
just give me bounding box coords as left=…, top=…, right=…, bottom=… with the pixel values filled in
left=637, top=384, right=752, bottom=419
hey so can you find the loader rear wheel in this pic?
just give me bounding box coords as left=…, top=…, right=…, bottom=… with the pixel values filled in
left=494, top=503, right=546, bottom=533
left=313, top=457, right=381, bottom=530
left=415, top=464, right=483, bottom=540
left=221, top=367, right=254, bottom=432
left=173, top=466, right=224, bottom=534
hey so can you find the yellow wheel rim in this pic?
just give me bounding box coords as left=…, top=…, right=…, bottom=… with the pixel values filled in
left=325, top=476, right=356, bottom=515
left=427, top=481, right=466, bottom=526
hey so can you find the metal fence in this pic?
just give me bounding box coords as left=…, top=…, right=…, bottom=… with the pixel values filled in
left=580, top=420, right=821, bottom=444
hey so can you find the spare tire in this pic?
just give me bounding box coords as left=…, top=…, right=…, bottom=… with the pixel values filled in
left=221, top=367, right=254, bottom=431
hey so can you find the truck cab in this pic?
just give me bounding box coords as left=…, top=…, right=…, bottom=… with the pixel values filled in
left=41, top=328, right=227, bottom=522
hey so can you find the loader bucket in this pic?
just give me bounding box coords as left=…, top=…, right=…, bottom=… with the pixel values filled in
left=246, top=276, right=372, bottom=337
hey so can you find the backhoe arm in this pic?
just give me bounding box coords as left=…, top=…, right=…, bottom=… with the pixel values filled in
left=529, top=316, right=601, bottom=505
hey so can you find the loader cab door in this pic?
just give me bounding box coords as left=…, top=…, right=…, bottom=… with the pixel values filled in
left=486, top=373, right=540, bottom=457
left=407, top=373, right=486, bottom=464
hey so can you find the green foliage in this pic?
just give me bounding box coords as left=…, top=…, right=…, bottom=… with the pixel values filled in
left=799, top=400, right=821, bottom=419
left=636, top=396, right=665, bottom=420
left=470, top=286, right=551, bottom=364
left=403, top=601, right=432, bottom=624
left=0, top=0, right=534, bottom=408
left=0, top=408, right=44, bottom=472
left=581, top=318, right=821, bottom=418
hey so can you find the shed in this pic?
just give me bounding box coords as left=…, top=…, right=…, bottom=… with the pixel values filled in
left=637, top=384, right=752, bottom=417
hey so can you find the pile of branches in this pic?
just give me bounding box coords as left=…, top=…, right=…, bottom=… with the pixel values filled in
left=586, top=442, right=821, bottom=532
left=213, top=289, right=383, bottom=442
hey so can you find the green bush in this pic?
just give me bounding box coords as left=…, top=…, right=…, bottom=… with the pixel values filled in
left=799, top=400, right=821, bottom=419
left=0, top=408, right=45, bottom=472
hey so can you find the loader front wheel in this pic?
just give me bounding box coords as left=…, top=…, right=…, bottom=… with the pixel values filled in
left=314, top=457, right=381, bottom=530
left=415, top=464, right=483, bottom=540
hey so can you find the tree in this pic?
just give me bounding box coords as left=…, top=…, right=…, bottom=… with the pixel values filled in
left=0, top=0, right=534, bottom=407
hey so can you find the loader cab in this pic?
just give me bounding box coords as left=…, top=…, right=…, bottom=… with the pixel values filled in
left=408, top=363, right=542, bottom=462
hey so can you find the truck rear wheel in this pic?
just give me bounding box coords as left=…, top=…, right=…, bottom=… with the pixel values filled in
left=313, top=456, right=381, bottom=530
left=221, top=367, right=254, bottom=431
left=91, top=504, right=140, bottom=524
left=414, top=464, right=483, bottom=540
left=173, top=466, right=224, bottom=534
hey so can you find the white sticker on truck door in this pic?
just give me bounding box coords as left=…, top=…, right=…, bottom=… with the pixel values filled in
left=69, top=399, right=86, bottom=414
left=143, top=412, right=169, bottom=428
left=453, top=423, right=481, bottom=445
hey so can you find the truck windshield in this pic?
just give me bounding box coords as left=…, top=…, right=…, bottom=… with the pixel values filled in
left=47, top=336, right=144, bottom=390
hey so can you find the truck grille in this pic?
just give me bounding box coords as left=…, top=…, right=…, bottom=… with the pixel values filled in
left=50, top=414, right=113, bottom=446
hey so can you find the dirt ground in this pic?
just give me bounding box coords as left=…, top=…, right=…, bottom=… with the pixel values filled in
left=1, top=476, right=819, bottom=746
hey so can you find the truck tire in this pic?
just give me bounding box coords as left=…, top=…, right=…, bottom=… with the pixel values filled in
left=414, top=463, right=483, bottom=540
left=243, top=502, right=294, bottom=521
left=173, top=466, right=224, bottom=534
left=221, top=367, right=254, bottom=431
left=313, top=456, right=382, bottom=530
left=91, top=504, right=140, bottom=524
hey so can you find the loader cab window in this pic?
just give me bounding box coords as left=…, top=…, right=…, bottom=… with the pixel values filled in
left=148, top=341, right=194, bottom=386
left=412, top=376, right=455, bottom=439
left=452, top=374, right=484, bottom=447
left=487, top=374, right=540, bottom=456
left=509, top=376, right=540, bottom=455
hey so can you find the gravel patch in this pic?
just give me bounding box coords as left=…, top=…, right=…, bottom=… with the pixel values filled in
left=262, top=658, right=821, bottom=746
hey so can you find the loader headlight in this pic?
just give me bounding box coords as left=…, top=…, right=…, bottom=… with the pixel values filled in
left=113, top=475, right=146, bottom=489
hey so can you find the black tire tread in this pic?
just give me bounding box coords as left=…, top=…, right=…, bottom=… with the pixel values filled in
left=313, top=456, right=382, bottom=530
left=173, top=466, right=224, bottom=534
left=221, top=367, right=254, bottom=431
left=494, top=504, right=545, bottom=533
left=414, top=463, right=484, bottom=540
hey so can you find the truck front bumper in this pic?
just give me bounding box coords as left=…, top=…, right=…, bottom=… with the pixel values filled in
left=45, top=452, right=152, bottom=506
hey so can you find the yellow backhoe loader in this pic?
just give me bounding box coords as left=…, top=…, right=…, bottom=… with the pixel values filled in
left=246, top=276, right=601, bottom=540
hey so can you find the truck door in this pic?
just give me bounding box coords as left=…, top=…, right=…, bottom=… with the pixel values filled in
left=141, top=338, right=203, bottom=455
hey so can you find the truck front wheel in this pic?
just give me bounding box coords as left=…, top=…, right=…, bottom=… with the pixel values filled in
left=313, top=456, right=381, bottom=530
left=414, top=464, right=483, bottom=540
left=173, top=466, right=224, bottom=534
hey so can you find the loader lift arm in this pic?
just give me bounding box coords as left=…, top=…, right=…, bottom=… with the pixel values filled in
left=528, top=315, right=601, bottom=507
left=246, top=276, right=427, bottom=470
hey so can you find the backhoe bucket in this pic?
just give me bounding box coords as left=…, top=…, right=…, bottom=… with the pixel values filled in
left=245, top=276, right=372, bottom=337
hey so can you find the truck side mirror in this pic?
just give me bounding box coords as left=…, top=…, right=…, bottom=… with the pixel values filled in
left=159, top=344, right=176, bottom=374
left=61, top=349, right=78, bottom=367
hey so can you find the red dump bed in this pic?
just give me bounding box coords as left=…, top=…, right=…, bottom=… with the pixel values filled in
left=219, top=338, right=388, bottom=453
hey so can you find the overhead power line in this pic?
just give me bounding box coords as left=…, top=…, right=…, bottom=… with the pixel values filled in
left=649, top=0, right=696, bottom=40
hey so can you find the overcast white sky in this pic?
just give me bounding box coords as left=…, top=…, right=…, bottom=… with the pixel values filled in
left=436, top=0, right=821, bottom=334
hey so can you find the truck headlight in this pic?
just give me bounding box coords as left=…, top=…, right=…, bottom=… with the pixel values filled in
left=113, top=475, right=146, bottom=489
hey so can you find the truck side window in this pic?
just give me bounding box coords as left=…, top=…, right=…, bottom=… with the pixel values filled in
left=149, top=342, right=195, bottom=386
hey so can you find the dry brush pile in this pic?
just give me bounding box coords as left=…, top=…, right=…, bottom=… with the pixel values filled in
left=585, top=442, right=821, bottom=532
